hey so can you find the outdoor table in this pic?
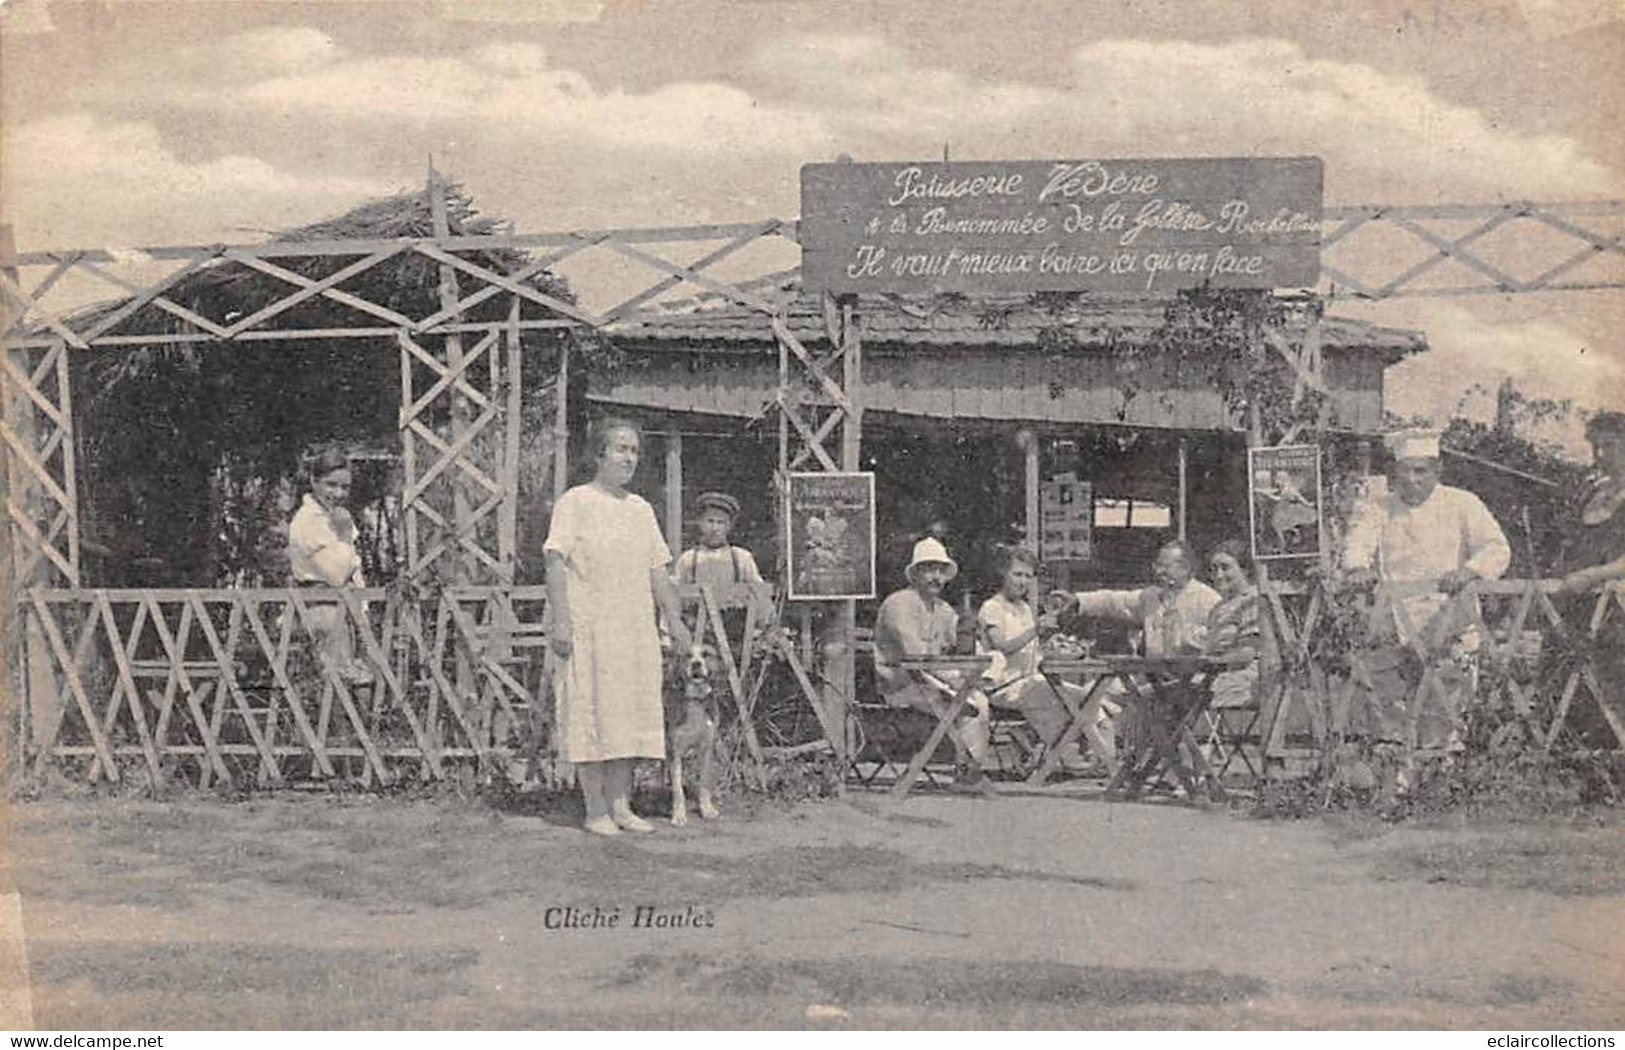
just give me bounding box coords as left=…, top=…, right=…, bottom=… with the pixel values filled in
left=1042, top=654, right=1247, bottom=802
left=888, top=654, right=995, bottom=799
left=889, top=653, right=1246, bottom=801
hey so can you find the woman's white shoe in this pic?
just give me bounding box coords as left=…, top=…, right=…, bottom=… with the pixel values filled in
left=611, top=809, right=655, bottom=833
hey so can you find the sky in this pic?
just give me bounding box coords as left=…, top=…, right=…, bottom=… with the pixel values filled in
left=2, top=0, right=1622, bottom=453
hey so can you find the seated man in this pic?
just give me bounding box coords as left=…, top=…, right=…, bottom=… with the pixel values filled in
left=872, top=537, right=996, bottom=794
left=1052, top=540, right=1220, bottom=658
left=1051, top=540, right=1220, bottom=768
left=977, top=544, right=1115, bottom=773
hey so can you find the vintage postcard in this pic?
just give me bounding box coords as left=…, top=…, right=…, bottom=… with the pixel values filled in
left=1, top=0, right=1622, bottom=1033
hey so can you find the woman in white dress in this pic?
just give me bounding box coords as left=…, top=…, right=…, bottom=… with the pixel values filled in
left=976, top=544, right=1113, bottom=773
left=545, top=419, right=691, bottom=836
left=287, top=448, right=372, bottom=685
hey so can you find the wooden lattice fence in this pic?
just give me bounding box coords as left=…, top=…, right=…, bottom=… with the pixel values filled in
left=4, top=186, right=1624, bottom=792
left=1259, top=579, right=1625, bottom=760
left=15, top=580, right=841, bottom=791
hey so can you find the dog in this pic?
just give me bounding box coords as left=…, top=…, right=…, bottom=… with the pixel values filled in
left=664, top=641, right=722, bottom=826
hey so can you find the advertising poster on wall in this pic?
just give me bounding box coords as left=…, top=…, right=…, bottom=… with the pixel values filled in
left=785, top=472, right=876, bottom=600
left=1248, top=444, right=1324, bottom=561
left=1040, top=474, right=1093, bottom=562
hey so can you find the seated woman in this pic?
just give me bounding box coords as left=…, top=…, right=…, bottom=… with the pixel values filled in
left=1196, top=539, right=1263, bottom=710
left=976, top=544, right=1114, bottom=773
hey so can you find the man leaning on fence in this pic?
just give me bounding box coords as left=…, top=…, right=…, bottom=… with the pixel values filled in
left=1341, top=428, right=1511, bottom=765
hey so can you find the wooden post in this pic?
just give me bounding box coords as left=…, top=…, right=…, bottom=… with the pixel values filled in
left=399, top=335, right=421, bottom=576
left=829, top=299, right=863, bottom=777
left=552, top=341, right=570, bottom=503
left=0, top=224, right=23, bottom=787
left=1246, top=334, right=1290, bottom=768
left=427, top=170, right=480, bottom=750
left=776, top=338, right=789, bottom=474
left=1177, top=438, right=1189, bottom=544
left=664, top=431, right=683, bottom=549
left=774, top=324, right=789, bottom=586
left=0, top=227, right=59, bottom=781
left=1020, top=429, right=1039, bottom=550
left=428, top=168, right=476, bottom=585
left=842, top=302, right=862, bottom=471
left=539, top=336, right=571, bottom=788
left=498, top=297, right=522, bottom=583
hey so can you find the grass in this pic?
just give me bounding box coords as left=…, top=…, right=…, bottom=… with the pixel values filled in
left=32, top=942, right=478, bottom=998
left=1305, top=965, right=1572, bottom=1006
left=599, top=952, right=1268, bottom=1027
left=29, top=942, right=480, bottom=1029
left=1370, top=825, right=1625, bottom=896
left=12, top=793, right=1616, bottom=1030
left=10, top=798, right=1135, bottom=915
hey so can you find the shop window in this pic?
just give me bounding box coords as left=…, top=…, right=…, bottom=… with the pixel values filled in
left=1095, top=498, right=1171, bottom=529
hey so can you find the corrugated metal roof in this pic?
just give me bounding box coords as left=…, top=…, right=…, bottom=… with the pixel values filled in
left=607, top=290, right=1425, bottom=361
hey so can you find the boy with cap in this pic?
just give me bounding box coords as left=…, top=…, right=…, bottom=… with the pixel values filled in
left=1342, top=427, right=1510, bottom=761
left=672, top=491, right=764, bottom=588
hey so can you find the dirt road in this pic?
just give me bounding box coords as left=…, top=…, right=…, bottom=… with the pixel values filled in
left=4, top=788, right=1623, bottom=1029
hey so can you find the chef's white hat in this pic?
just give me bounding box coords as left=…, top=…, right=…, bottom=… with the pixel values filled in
left=1385, top=427, right=1442, bottom=460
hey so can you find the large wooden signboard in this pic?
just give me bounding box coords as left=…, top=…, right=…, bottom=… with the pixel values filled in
left=785, top=472, right=877, bottom=600
left=801, top=157, right=1322, bottom=296
left=1248, top=444, right=1324, bottom=561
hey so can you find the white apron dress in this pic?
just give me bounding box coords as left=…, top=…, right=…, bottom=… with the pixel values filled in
left=544, top=483, right=671, bottom=762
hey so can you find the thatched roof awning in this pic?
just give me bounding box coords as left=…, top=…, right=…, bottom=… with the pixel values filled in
left=609, top=290, right=1425, bottom=363
left=39, top=186, right=573, bottom=344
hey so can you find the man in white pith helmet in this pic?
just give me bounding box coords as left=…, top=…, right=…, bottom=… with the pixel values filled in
left=872, top=536, right=997, bottom=795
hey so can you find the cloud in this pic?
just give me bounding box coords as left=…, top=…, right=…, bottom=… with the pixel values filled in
left=747, top=34, right=1620, bottom=203
left=0, top=0, right=55, bottom=36
left=1516, top=0, right=1625, bottom=39
left=219, top=26, right=341, bottom=72
left=2, top=112, right=392, bottom=249
left=233, top=42, right=832, bottom=157
left=748, top=35, right=1057, bottom=130
left=437, top=0, right=604, bottom=23
left=1062, top=38, right=1618, bottom=202
left=10, top=27, right=1620, bottom=339
left=171, top=26, right=344, bottom=83
left=1372, top=300, right=1625, bottom=454
left=158, top=30, right=1616, bottom=223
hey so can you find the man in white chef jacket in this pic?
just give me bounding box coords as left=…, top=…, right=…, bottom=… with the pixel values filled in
left=1342, top=428, right=1511, bottom=755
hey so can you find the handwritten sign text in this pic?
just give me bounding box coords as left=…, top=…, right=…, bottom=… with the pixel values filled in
left=800, top=157, right=1322, bottom=296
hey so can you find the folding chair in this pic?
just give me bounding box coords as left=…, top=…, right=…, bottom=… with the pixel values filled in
left=1202, top=697, right=1262, bottom=780
left=846, top=701, right=955, bottom=789
left=986, top=701, right=1043, bottom=779
left=1102, top=663, right=1231, bottom=802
